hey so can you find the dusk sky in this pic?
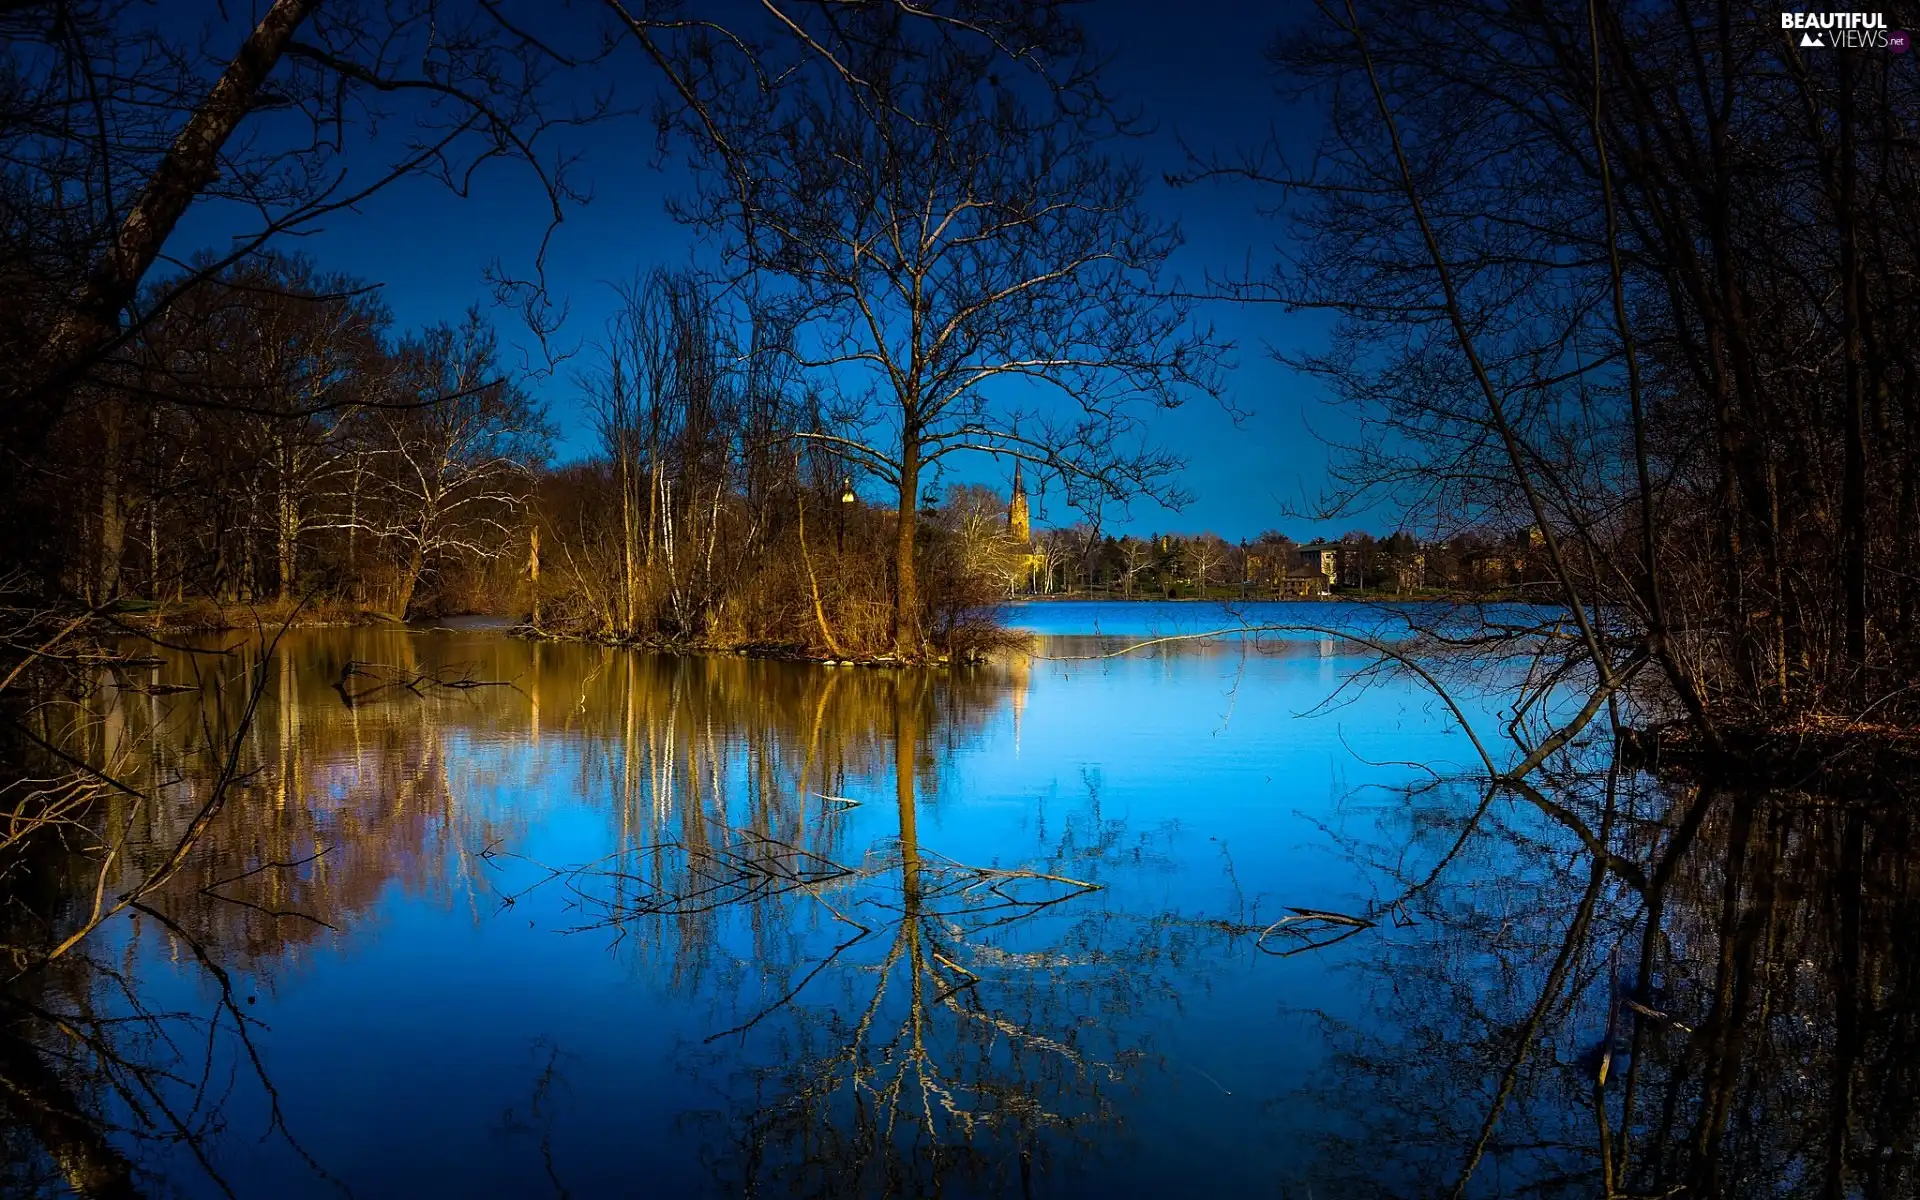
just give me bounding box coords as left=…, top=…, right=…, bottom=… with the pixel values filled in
left=176, top=0, right=1365, bottom=543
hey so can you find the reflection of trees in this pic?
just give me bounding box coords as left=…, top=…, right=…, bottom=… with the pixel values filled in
left=87, top=631, right=522, bottom=976
left=75, top=629, right=1020, bottom=974
left=495, top=646, right=1023, bottom=975
left=647, top=676, right=1202, bottom=1195
left=4, top=625, right=524, bottom=1195
left=4, top=629, right=1041, bottom=1193
left=700, top=678, right=1122, bottom=1195
left=492, top=661, right=1206, bottom=1195
left=4, top=629, right=1257, bottom=1197
left=1291, top=768, right=1920, bottom=1199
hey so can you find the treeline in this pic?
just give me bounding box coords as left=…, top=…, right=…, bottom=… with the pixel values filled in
left=28, top=254, right=547, bottom=621
left=14, top=255, right=1014, bottom=657
left=1012, top=526, right=1547, bottom=598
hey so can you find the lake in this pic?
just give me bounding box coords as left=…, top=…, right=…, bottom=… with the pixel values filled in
left=5, top=603, right=1902, bottom=1197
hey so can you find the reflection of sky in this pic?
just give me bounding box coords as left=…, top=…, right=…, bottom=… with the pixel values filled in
left=1006, top=598, right=1364, bottom=637
left=914, top=636, right=1491, bottom=1191
left=92, top=620, right=1537, bottom=1197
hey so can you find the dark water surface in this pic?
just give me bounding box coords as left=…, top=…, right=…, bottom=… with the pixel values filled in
left=11, top=604, right=1909, bottom=1197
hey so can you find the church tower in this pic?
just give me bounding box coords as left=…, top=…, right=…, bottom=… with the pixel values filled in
left=1008, top=461, right=1031, bottom=544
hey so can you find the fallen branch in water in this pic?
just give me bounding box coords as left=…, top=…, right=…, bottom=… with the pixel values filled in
left=333, top=660, right=517, bottom=706
left=1254, top=907, right=1376, bottom=956
left=1186, top=906, right=1379, bottom=957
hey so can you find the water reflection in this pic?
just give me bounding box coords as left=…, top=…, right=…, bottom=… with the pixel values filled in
left=687, top=716, right=1143, bottom=1196
left=10, top=629, right=1193, bottom=1196
left=1290, top=768, right=1920, bottom=1199
left=85, top=634, right=1015, bottom=962
left=3, top=627, right=1915, bottom=1197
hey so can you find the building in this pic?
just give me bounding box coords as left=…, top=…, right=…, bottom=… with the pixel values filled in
left=1296, top=542, right=1362, bottom=589
left=1244, top=552, right=1329, bottom=598
left=1447, top=527, right=1544, bottom=591
left=1005, top=463, right=1044, bottom=592
left=1297, top=543, right=1339, bottom=587
left=1008, top=461, right=1031, bottom=543
left=1458, top=547, right=1514, bottom=589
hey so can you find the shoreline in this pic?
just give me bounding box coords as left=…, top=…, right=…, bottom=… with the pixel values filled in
left=1003, top=590, right=1531, bottom=604
left=103, top=601, right=1015, bottom=667
left=92, top=599, right=1920, bottom=787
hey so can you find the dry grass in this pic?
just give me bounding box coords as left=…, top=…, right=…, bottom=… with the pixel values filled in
left=114, top=597, right=398, bottom=634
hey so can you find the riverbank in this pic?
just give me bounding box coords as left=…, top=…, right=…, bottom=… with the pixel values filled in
left=110, top=597, right=411, bottom=635
left=1648, top=716, right=1920, bottom=800
left=94, top=597, right=1024, bottom=666
left=111, top=591, right=1490, bottom=640
left=508, top=623, right=1018, bottom=667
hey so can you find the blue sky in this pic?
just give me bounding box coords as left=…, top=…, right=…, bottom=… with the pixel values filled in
left=172, top=0, right=1379, bottom=542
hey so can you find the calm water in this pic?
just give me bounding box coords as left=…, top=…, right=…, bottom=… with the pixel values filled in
left=9, top=603, right=1907, bottom=1197
left=1005, top=597, right=1382, bottom=637
left=1006, top=597, right=1470, bottom=637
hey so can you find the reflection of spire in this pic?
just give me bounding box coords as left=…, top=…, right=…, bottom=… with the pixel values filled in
left=1010, top=655, right=1030, bottom=757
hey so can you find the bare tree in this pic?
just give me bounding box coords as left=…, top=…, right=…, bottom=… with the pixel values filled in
left=363, top=312, right=548, bottom=618
left=1116, top=536, right=1155, bottom=598
left=129, top=255, right=392, bottom=602
left=1187, top=533, right=1231, bottom=592
left=659, top=4, right=1223, bottom=656
left=938, top=484, right=1026, bottom=595
left=1177, top=0, right=1920, bottom=766
left=583, top=273, right=682, bottom=636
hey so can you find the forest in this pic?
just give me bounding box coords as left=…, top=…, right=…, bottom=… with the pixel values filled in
left=34, top=253, right=1019, bottom=658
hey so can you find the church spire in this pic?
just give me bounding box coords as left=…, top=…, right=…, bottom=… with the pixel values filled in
left=1007, top=460, right=1031, bottom=544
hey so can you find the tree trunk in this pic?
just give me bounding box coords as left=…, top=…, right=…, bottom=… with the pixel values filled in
left=892, top=442, right=921, bottom=659
left=147, top=490, right=160, bottom=599
left=237, top=484, right=256, bottom=602
left=146, top=404, right=162, bottom=598
left=97, top=397, right=125, bottom=604
left=1836, top=56, right=1869, bottom=678
left=646, top=458, right=661, bottom=570
left=620, top=452, right=637, bottom=634
left=703, top=479, right=723, bottom=604
left=276, top=448, right=296, bottom=603
left=396, top=542, right=423, bottom=619
left=213, top=524, right=230, bottom=602
left=528, top=524, right=542, bottom=631
left=25, top=0, right=320, bottom=440
left=796, top=482, right=843, bottom=658
left=346, top=462, right=363, bottom=602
